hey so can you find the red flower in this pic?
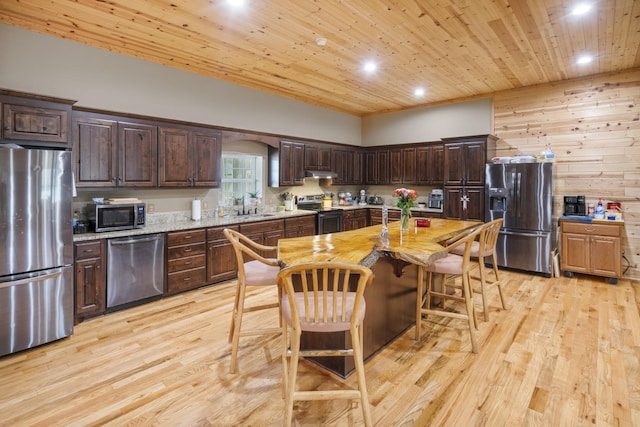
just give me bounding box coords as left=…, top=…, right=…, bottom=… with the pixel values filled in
left=394, top=188, right=418, bottom=209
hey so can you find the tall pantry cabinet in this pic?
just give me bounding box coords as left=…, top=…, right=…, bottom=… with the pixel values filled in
left=442, top=135, right=497, bottom=221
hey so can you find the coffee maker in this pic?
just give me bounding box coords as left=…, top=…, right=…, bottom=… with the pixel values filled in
left=428, top=189, right=444, bottom=210
left=563, top=195, right=586, bottom=216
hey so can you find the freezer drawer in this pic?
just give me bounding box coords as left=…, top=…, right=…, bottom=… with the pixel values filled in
left=494, top=230, right=553, bottom=276
left=0, top=266, right=74, bottom=356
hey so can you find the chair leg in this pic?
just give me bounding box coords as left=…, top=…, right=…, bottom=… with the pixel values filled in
left=229, top=281, right=247, bottom=374
left=281, top=317, right=289, bottom=400
left=415, top=267, right=425, bottom=340
left=477, top=257, right=489, bottom=321
left=462, top=271, right=478, bottom=353
left=284, top=330, right=301, bottom=427
left=352, top=323, right=373, bottom=427
left=228, top=280, right=243, bottom=343
left=492, top=253, right=507, bottom=309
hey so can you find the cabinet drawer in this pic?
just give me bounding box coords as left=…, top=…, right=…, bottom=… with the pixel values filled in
left=167, top=254, right=206, bottom=273
left=167, top=267, right=206, bottom=292
left=75, top=241, right=102, bottom=260
left=562, top=222, right=621, bottom=237
left=167, top=229, right=205, bottom=246
left=168, top=243, right=206, bottom=259
left=207, top=225, right=238, bottom=241
left=240, top=219, right=284, bottom=235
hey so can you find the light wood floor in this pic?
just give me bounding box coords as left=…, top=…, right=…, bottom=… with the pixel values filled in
left=1, top=270, right=639, bottom=426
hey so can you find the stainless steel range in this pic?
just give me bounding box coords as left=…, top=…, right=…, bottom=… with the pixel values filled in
left=297, top=194, right=343, bottom=234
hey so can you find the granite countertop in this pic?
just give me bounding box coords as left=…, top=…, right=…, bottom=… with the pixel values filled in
left=73, top=209, right=316, bottom=242
left=335, top=204, right=444, bottom=214
left=73, top=204, right=445, bottom=242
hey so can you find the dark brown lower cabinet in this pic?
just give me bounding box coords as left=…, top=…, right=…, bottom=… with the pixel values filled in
left=239, top=219, right=285, bottom=259
left=74, top=240, right=106, bottom=322
left=166, top=229, right=207, bottom=294
left=369, top=208, right=401, bottom=225
left=206, top=225, right=239, bottom=283
left=444, top=187, right=485, bottom=221
left=284, top=216, right=316, bottom=237
left=343, top=209, right=369, bottom=231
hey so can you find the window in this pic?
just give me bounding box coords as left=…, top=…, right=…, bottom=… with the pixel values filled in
left=220, top=154, right=263, bottom=205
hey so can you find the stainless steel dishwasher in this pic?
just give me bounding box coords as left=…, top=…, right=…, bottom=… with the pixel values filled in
left=106, top=233, right=165, bottom=309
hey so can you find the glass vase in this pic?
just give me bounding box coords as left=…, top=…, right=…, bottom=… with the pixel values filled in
left=400, top=208, right=411, bottom=231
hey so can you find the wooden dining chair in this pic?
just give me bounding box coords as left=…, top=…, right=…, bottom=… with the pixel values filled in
left=450, top=218, right=506, bottom=321
left=277, top=262, right=374, bottom=427
left=223, top=228, right=282, bottom=374
left=416, top=225, right=483, bottom=353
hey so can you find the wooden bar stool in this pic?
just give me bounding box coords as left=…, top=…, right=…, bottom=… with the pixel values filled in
left=416, top=226, right=483, bottom=353
left=451, top=218, right=506, bottom=321
left=277, top=262, right=374, bottom=427
left=223, top=228, right=282, bottom=374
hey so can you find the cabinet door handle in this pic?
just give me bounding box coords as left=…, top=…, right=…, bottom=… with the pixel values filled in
left=183, top=277, right=192, bottom=282
left=584, top=228, right=595, bottom=232
left=184, top=261, right=191, bottom=265
left=184, top=247, right=192, bottom=252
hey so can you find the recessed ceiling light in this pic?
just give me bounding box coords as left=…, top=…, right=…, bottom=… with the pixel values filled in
left=414, top=87, right=425, bottom=97
left=316, top=37, right=327, bottom=46
left=363, top=61, right=377, bottom=74
left=571, top=3, right=592, bottom=15
left=227, top=0, right=246, bottom=7
left=577, top=54, right=593, bottom=65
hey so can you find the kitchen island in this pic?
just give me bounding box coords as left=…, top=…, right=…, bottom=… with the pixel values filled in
left=277, top=218, right=479, bottom=376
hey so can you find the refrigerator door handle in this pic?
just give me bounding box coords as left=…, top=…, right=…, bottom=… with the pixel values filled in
left=515, top=172, right=522, bottom=217
left=0, top=270, right=63, bottom=291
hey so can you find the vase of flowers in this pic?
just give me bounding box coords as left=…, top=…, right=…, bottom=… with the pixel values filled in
left=393, top=188, right=418, bottom=231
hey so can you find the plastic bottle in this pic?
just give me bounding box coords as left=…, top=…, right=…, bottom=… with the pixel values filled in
left=594, top=198, right=605, bottom=219
left=72, top=211, right=79, bottom=228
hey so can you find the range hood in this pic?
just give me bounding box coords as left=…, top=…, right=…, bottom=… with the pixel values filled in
left=305, top=170, right=338, bottom=179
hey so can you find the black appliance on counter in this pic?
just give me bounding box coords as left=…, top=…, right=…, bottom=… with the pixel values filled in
left=563, top=195, right=586, bottom=216
left=486, top=162, right=553, bottom=276
left=297, top=195, right=344, bottom=234
left=0, top=146, right=74, bottom=356
left=428, top=189, right=444, bottom=209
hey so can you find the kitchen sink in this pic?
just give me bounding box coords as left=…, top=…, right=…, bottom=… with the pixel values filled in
left=245, top=213, right=275, bottom=218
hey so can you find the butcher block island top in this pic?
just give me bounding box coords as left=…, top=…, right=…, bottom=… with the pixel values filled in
left=278, top=218, right=481, bottom=268
left=277, top=218, right=481, bottom=377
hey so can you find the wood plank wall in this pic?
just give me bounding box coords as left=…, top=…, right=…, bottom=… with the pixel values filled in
left=492, top=68, right=640, bottom=281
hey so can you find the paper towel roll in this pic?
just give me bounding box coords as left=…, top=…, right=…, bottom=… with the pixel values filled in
left=191, top=199, right=201, bottom=221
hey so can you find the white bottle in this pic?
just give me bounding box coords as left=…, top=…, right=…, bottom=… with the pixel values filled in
left=594, top=198, right=605, bottom=219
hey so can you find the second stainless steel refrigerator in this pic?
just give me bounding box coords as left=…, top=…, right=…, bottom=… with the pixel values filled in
left=486, top=162, right=553, bottom=276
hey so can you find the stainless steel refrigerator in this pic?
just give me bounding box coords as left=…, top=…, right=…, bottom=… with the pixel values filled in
left=0, top=146, right=74, bottom=356
left=486, top=162, right=553, bottom=276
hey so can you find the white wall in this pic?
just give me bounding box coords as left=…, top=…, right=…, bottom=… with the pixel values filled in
left=362, top=98, right=493, bottom=146
left=0, top=24, right=361, bottom=145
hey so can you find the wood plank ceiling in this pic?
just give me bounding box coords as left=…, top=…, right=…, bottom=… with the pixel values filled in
left=1, top=0, right=638, bottom=116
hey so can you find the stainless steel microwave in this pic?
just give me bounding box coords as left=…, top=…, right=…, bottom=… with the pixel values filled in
left=85, top=203, right=146, bottom=232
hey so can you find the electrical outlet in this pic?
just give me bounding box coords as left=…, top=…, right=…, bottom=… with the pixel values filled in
left=148, top=204, right=155, bottom=213
left=203, top=201, right=208, bottom=209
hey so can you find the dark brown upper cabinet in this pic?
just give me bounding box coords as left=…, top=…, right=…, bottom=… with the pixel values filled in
left=416, top=143, right=444, bottom=186
left=304, top=142, right=332, bottom=171
left=73, top=116, right=157, bottom=188
left=1, top=91, right=74, bottom=149
left=269, top=140, right=305, bottom=187
left=158, top=126, right=221, bottom=187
